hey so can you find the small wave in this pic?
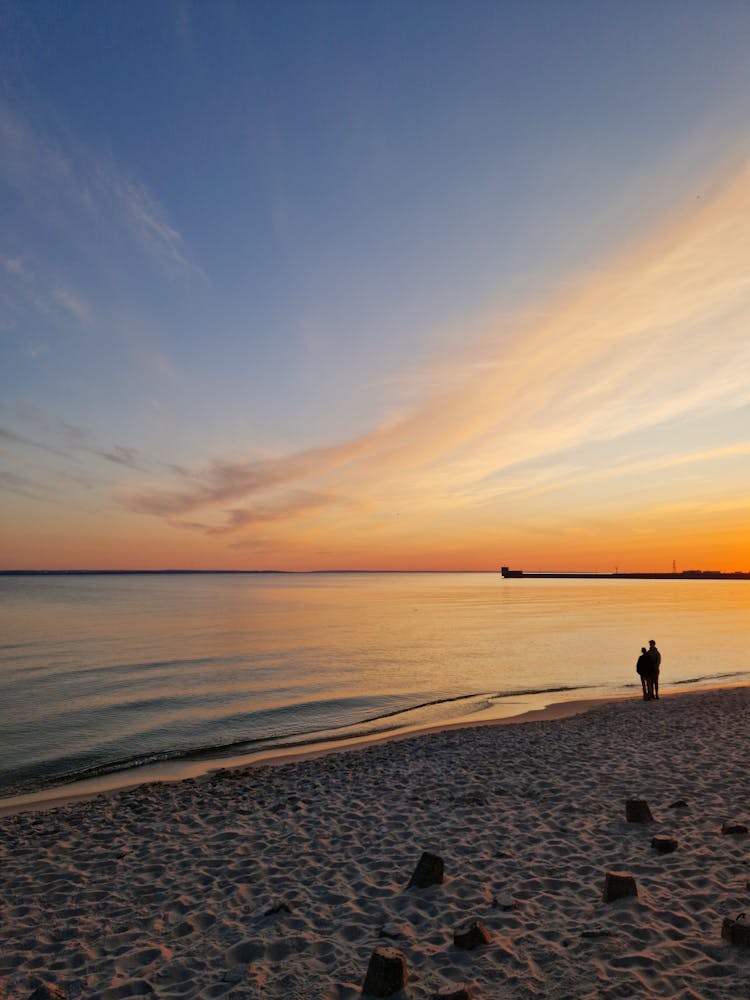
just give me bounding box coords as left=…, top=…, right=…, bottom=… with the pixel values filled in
left=493, top=684, right=590, bottom=699
left=672, top=671, right=750, bottom=686
left=357, top=684, right=590, bottom=726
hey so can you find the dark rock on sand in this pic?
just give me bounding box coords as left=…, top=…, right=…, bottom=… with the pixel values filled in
left=432, top=987, right=474, bottom=1000
left=625, top=799, right=653, bottom=823
left=453, top=919, right=491, bottom=949
left=362, top=946, right=408, bottom=997
left=668, top=799, right=689, bottom=809
left=602, top=871, right=638, bottom=902
left=408, top=851, right=444, bottom=889
left=651, top=836, right=678, bottom=854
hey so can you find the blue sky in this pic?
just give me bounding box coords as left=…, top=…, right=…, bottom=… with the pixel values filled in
left=2, top=1, right=750, bottom=569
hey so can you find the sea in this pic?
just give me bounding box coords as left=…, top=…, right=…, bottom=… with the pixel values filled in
left=1, top=572, right=749, bottom=806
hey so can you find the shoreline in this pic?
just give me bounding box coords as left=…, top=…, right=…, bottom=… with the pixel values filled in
left=2, top=682, right=745, bottom=819
left=0, top=690, right=621, bottom=818
left=2, top=684, right=749, bottom=999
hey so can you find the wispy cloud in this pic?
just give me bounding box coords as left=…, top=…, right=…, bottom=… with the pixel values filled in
left=0, top=469, right=51, bottom=501
left=0, top=426, right=38, bottom=448
left=119, top=154, right=750, bottom=547
left=104, top=168, right=196, bottom=278
left=3, top=249, right=91, bottom=332
left=0, top=424, right=68, bottom=457
left=14, top=402, right=90, bottom=448
left=123, top=442, right=367, bottom=518
left=94, top=445, right=142, bottom=470
left=171, top=490, right=342, bottom=536
left=3, top=256, right=27, bottom=277
left=8, top=404, right=148, bottom=477
left=0, top=99, right=199, bottom=282
left=52, top=285, right=92, bottom=324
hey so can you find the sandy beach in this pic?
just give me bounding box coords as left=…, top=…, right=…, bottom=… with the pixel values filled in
left=2, top=686, right=749, bottom=999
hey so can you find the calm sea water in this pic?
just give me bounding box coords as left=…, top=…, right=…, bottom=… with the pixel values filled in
left=1, top=572, right=749, bottom=802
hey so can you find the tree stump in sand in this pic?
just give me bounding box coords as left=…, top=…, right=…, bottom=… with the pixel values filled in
left=651, top=836, right=678, bottom=854
left=28, top=985, right=67, bottom=1000
left=602, top=871, right=638, bottom=902
left=362, top=946, right=408, bottom=997
left=721, top=821, right=749, bottom=836
left=721, top=913, right=750, bottom=948
left=408, top=850, right=444, bottom=888
left=625, top=799, right=653, bottom=823
left=453, top=919, right=492, bottom=949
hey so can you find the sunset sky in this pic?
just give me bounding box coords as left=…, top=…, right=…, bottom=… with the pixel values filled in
left=2, top=1, right=750, bottom=571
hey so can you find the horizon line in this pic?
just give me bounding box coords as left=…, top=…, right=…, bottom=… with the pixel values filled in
left=0, top=568, right=500, bottom=575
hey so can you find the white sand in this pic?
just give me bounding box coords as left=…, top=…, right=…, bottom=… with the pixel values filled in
left=1, top=686, right=749, bottom=999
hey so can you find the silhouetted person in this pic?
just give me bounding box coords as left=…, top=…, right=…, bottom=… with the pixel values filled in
left=636, top=646, right=651, bottom=700
left=648, top=639, right=661, bottom=699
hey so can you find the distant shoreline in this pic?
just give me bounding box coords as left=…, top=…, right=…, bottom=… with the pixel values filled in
left=2, top=569, right=495, bottom=576
left=4, top=568, right=750, bottom=577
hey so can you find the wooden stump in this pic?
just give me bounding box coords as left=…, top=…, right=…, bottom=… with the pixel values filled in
left=408, top=851, right=444, bottom=889
left=602, top=871, right=638, bottom=902
left=362, top=946, right=408, bottom=997
left=625, top=799, right=653, bottom=823
left=28, top=985, right=67, bottom=1000
left=721, top=821, right=749, bottom=836
left=651, top=836, right=678, bottom=854
left=721, top=914, right=750, bottom=948
left=453, top=919, right=491, bottom=949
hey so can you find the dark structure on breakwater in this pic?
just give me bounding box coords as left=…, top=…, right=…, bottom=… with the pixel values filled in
left=500, top=567, right=750, bottom=580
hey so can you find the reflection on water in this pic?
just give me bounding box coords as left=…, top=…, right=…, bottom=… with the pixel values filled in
left=0, top=572, right=748, bottom=797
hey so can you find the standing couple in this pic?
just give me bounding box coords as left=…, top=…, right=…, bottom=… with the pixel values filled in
left=636, top=639, right=661, bottom=700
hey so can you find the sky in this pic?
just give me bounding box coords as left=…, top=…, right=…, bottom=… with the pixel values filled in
left=2, top=0, right=750, bottom=572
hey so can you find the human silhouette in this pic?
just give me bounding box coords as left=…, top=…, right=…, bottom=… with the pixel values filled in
left=648, top=639, right=661, bottom=699
left=636, top=646, right=651, bottom=700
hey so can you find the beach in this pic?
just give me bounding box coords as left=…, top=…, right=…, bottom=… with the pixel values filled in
left=2, top=686, right=749, bottom=1000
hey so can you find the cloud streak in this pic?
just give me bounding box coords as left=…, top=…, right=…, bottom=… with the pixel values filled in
left=0, top=99, right=199, bottom=282
left=115, top=153, right=750, bottom=550
left=172, top=490, right=342, bottom=536
left=94, top=445, right=143, bottom=470
left=0, top=424, right=68, bottom=458
left=52, top=285, right=92, bottom=325
left=0, top=470, right=51, bottom=502
left=3, top=405, right=148, bottom=482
